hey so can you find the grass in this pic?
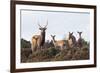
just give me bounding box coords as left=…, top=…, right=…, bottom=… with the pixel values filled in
left=21, top=38, right=89, bottom=63
left=21, top=45, right=89, bottom=63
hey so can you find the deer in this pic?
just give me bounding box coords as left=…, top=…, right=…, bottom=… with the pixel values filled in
left=67, top=32, right=76, bottom=48
left=77, top=32, right=83, bottom=48
left=31, top=21, right=48, bottom=52
left=31, top=36, right=39, bottom=52
left=51, top=35, right=66, bottom=50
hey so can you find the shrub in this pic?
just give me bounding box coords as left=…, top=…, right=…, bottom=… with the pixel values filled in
left=80, top=46, right=89, bottom=59
left=54, top=49, right=72, bottom=61
left=27, top=47, right=60, bottom=62
left=21, top=40, right=90, bottom=63
left=81, top=39, right=89, bottom=47
left=21, top=48, right=32, bottom=62
left=21, top=38, right=31, bottom=48
left=48, top=47, right=60, bottom=56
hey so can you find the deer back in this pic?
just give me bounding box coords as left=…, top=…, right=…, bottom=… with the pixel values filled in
left=31, top=35, right=40, bottom=51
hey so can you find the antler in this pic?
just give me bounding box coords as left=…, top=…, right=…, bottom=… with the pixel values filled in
left=51, top=35, right=55, bottom=37
left=38, top=21, right=42, bottom=28
left=44, top=20, right=48, bottom=28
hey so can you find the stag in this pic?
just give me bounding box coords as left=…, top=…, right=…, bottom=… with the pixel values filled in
left=51, top=35, right=66, bottom=50
left=77, top=32, right=83, bottom=48
left=31, top=21, right=48, bottom=52
left=67, top=32, right=76, bottom=48
left=31, top=36, right=39, bottom=51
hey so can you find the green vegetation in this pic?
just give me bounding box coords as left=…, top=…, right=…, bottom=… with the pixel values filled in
left=21, top=38, right=89, bottom=63
left=27, top=47, right=60, bottom=62
left=21, top=38, right=31, bottom=48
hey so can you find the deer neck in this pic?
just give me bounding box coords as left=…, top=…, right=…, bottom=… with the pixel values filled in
left=52, top=38, right=56, bottom=44
left=40, top=31, right=45, bottom=42
left=79, top=35, right=81, bottom=39
left=71, top=35, right=76, bottom=42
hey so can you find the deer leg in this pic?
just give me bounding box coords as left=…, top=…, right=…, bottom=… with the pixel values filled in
left=60, top=45, right=62, bottom=50
left=31, top=45, right=34, bottom=53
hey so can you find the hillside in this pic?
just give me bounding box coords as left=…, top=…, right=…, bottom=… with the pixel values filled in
left=21, top=38, right=89, bottom=63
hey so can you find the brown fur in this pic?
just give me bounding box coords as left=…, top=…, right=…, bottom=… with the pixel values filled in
left=31, top=21, right=48, bottom=52
left=31, top=35, right=39, bottom=51
left=67, top=32, right=76, bottom=48
left=77, top=32, right=83, bottom=48
left=51, top=35, right=66, bottom=50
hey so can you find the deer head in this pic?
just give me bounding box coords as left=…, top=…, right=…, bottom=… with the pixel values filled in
left=38, top=20, right=48, bottom=33
left=77, top=31, right=82, bottom=38
left=68, top=32, right=73, bottom=40
left=51, top=35, right=56, bottom=40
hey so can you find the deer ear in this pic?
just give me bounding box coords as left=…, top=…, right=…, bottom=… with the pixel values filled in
left=78, top=32, right=82, bottom=34
left=71, top=32, right=73, bottom=34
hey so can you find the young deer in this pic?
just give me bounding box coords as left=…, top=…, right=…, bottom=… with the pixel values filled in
left=67, top=32, right=76, bottom=48
left=51, top=35, right=66, bottom=50
left=77, top=32, right=83, bottom=48
left=31, top=21, right=48, bottom=52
